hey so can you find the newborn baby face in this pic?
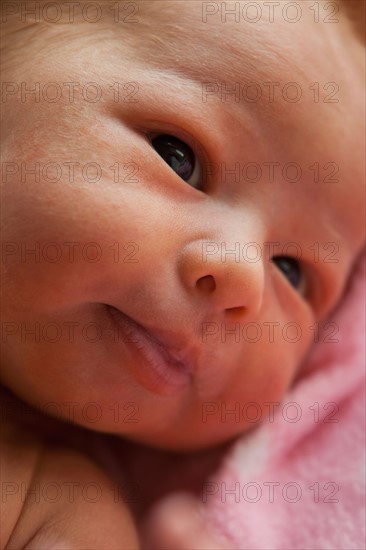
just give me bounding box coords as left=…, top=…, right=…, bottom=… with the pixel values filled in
left=1, top=1, right=365, bottom=450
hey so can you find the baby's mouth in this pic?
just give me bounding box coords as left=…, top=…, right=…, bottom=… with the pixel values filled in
left=106, top=305, right=194, bottom=395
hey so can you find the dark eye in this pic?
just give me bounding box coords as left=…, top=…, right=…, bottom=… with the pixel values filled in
left=272, top=256, right=306, bottom=295
left=150, top=134, right=202, bottom=188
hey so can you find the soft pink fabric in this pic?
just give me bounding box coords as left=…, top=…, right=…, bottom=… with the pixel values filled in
left=203, top=251, right=366, bottom=549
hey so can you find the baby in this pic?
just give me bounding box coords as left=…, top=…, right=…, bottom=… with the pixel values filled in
left=1, top=0, right=365, bottom=547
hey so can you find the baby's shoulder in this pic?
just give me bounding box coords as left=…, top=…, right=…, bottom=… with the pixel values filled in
left=0, top=389, right=139, bottom=549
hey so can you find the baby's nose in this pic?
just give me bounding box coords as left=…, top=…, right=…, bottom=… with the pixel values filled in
left=178, top=238, right=265, bottom=319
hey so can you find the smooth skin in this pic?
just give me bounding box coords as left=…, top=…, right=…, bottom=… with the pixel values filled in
left=1, top=1, right=365, bottom=547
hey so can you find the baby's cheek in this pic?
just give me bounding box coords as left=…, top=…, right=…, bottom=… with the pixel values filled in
left=200, top=336, right=311, bottom=439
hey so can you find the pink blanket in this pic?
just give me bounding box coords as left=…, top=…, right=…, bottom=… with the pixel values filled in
left=202, top=250, right=366, bottom=549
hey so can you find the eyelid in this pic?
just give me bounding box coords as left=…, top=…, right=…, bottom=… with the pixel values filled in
left=296, top=259, right=324, bottom=313
left=300, top=260, right=335, bottom=319
left=271, top=249, right=340, bottom=321
left=270, top=261, right=315, bottom=321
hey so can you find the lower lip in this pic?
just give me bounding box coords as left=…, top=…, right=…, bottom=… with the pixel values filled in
left=106, top=306, right=191, bottom=395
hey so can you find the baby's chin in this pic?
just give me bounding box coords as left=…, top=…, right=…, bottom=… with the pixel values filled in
left=111, top=413, right=261, bottom=453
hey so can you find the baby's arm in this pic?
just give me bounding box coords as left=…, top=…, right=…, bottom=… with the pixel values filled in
left=1, top=419, right=139, bottom=549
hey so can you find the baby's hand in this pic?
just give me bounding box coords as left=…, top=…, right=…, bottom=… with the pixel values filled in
left=141, top=492, right=232, bottom=549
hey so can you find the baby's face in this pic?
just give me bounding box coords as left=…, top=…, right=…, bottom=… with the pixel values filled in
left=1, top=1, right=365, bottom=450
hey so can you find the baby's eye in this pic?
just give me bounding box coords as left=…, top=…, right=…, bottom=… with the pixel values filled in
left=150, top=134, right=202, bottom=188
left=272, top=256, right=306, bottom=295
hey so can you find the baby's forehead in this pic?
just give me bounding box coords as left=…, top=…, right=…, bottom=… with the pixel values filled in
left=114, top=0, right=360, bottom=80
left=3, top=1, right=361, bottom=80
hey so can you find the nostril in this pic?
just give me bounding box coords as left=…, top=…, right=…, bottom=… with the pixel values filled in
left=226, top=306, right=247, bottom=320
left=196, top=275, right=216, bottom=293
